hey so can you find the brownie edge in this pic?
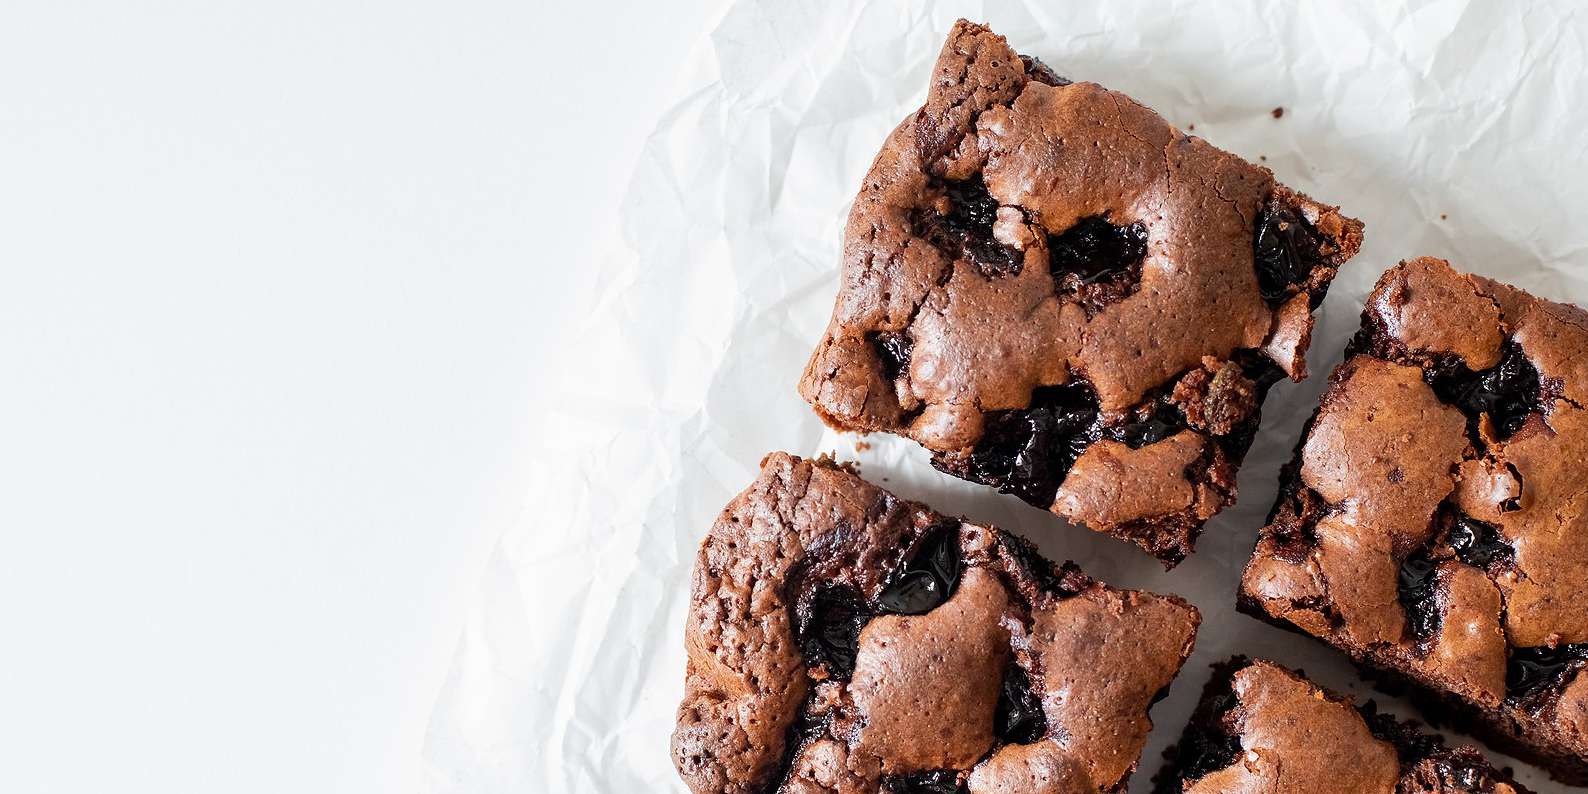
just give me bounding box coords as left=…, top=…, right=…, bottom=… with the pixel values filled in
left=1155, top=658, right=1533, bottom=794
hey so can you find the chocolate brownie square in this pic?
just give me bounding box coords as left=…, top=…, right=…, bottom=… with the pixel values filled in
left=672, top=452, right=1200, bottom=793
left=798, top=20, right=1363, bottom=566
left=1156, top=658, right=1532, bottom=793
left=1241, top=257, right=1588, bottom=783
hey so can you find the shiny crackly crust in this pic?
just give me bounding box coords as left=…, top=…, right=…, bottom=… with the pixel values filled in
left=1157, top=658, right=1531, bottom=793
left=797, top=20, right=1362, bottom=564
left=671, top=452, right=1199, bottom=793
left=1240, top=257, right=1588, bottom=783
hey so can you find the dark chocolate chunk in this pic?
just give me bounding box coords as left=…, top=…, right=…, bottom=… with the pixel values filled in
left=882, top=770, right=966, bottom=794
left=1447, top=515, right=1514, bottom=571
left=1048, top=215, right=1148, bottom=283
left=870, top=331, right=914, bottom=380
left=1506, top=643, right=1588, bottom=706
left=1114, top=402, right=1189, bottom=449
left=877, top=524, right=962, bottom=615
left=795, top=586, right=871, bottom=678
left=795, top=525, right=964, bottom=677
left=1424, top=343, right=1542, bottom=441
left=961, top=380, right=1102, bottom=507
left=1252, top=203, right=1326, bottom=305
left=994, top=662, right=1047, bottom=745
left=1047, top=215, right=1148, bottom=311
left=1397, top=550, right=1442, bottom=648
left=912, top=175, right=1023, bottom=277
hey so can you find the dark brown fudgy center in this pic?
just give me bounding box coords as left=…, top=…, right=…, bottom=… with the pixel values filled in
left=1175, top=695, right=1241, bottom=781
left=1361, top=704, right=1508, bottom=792
left=1019, top=54, right=1071, bottom=87
left=993, top=531, right=1090, bottom=597
left=1259, top=481, right=1325, bottom=565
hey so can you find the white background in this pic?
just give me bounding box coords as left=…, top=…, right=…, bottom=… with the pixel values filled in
left=1, top=1, right=727, bottom=791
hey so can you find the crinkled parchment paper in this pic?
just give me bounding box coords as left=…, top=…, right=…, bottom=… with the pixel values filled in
left=423, top=1, right=1588, bottom=791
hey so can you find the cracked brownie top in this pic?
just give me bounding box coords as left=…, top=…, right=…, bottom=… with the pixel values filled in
left=1157, top=658, right=1531, bottom=794
left=671, top=452, right=1199, bottom=794
left=1241, top=257, right=1588, bottom=778
left=798, top=20, right=1362, bottom=565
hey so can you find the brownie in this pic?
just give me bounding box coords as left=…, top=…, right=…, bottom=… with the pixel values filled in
left=1156, top=657, right=1533, bottom=793
left=1240, top=257, right=1588, bottom=783
left=671, top=452, right=1201, bottom=793
left=798, top=20, right=1363, bottom=566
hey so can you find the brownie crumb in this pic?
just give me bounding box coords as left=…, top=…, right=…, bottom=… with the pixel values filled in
left=1170, top=359, right=1259, bottom=437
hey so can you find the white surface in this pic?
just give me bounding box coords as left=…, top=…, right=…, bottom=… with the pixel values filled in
left=422, top=1, right=1588, bottom=792
left=0, top=1, right=726, bottom=792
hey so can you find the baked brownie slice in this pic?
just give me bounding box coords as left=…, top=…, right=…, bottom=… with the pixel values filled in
left=672, top=452, right=1200, bottom=793
left=1156, top=658, right=1533, bottom=793
left=798, top=20, right=1363, bottom=566
left=1240, top=257, right=1588, bottom=783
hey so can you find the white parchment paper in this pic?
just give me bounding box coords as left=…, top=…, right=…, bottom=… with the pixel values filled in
left=423, top=2, right=1588, bottom=791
